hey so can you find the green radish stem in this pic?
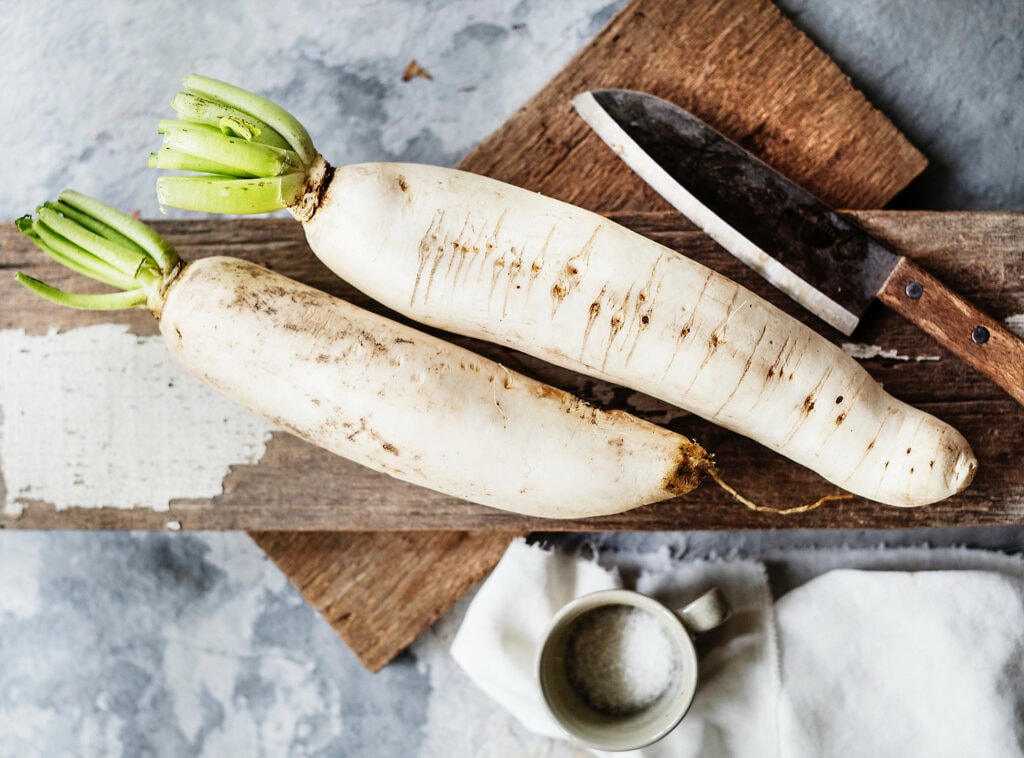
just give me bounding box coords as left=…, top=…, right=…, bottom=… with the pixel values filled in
left=15, top=190, right=179, bottom=311
left=153, top=74, right=317, bottom=214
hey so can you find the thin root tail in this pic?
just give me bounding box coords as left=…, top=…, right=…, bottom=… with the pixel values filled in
left=707, top=468, right=853, bottom=515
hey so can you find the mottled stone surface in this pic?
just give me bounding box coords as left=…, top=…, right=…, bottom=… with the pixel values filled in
left=0, top=0, right=1021, bottom=755
left=0, top=0, right=620, bottom=220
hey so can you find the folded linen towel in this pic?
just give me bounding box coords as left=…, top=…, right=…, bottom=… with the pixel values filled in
left=450, top=539, right=1024, bottom=757
left=776, top=568, right=1024, bottom=758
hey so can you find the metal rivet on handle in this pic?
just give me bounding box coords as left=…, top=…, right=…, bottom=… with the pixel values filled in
left=905, top=281, right=924, bottom=299
left=971, top=326, right=990, bottom=345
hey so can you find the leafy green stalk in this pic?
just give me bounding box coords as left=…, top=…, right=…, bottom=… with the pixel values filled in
left=16, top=274, right=150, bottom=310
left=46, top=199, right=141, bottom=253
left=149, top=145, right=247, bottom=176
left=155, top=173, right=307, bottom=215
left=182, top=74, right=315, bottom=163
left=35, top=205, right=150, bottom=277
left=152, top=74, right=320, bottom=215
left=15, top=190, right=181, bottom=311
left=158, top=121, right=302, bottom=178
left=170, top=92, right=292, bottom=150
left=24, top=219, right=138, bottom=290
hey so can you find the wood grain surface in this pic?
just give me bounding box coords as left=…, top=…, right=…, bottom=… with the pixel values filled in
left=877, top=255, right=1024, bottom=406
left=5, top=210, right=1020, bottom=531
left=458, top=0, right=927, bottom=211
left=249, top=530, right=514, bottom=672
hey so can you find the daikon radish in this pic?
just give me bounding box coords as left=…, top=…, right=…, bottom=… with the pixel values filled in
left=15, top=191, right=712, bottom=518
left=151, top=74, right=977, bottom=507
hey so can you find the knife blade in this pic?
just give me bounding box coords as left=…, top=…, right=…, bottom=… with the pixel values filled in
left=572, top=88, right=1024, bottom=407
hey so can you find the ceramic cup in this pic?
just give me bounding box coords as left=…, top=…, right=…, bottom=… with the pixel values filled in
left=536, top=587, right=730, bottom=752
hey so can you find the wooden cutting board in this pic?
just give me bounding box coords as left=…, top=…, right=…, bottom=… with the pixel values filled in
left=9, top=212, right=1018, bottom=530
left=6, top=0, right=1017, bottom=670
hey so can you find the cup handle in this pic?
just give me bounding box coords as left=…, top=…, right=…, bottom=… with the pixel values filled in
left=675, top=587, right=731, bottom=636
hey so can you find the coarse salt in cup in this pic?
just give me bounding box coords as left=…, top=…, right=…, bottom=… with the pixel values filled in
left=537, top=588, right=729, bottom=751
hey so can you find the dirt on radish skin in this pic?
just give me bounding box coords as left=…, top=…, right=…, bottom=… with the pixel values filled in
left=159, top=257, right=712, bottom=518
left=300, top=162, right=977, bottom=508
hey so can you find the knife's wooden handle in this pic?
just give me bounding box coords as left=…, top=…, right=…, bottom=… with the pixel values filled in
left=877, top=256, right=1024, bottom=406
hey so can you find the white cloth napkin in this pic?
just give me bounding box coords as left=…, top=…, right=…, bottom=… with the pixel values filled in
left=776, top=568, right=1024, bottom=758
left=449, top=537, right=620, bottom=737
left=450, top=539, right=779, bottom=756
left=450, top=539, right=1024, bottom=758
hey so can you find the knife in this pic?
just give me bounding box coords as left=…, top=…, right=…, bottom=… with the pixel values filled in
left=572, top=89, right=1024, bottom=407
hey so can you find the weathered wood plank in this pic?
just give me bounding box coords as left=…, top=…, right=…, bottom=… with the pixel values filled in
left=249, top=530, right=513, bottom=672
left=4, top=210, right=1021, bottom=531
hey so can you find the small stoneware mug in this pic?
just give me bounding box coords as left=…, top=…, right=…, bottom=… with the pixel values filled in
left=536, top=587, right=730, bottom=752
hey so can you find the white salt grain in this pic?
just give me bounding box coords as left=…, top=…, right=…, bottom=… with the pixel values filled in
left=565, top=605, right=679, bottom=715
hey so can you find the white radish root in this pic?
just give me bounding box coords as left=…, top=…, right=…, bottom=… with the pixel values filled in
left=160, top=256, right=711, bottom=518
left=298, top=162, right=976, bottom=508
left=15, top=191, right=712, bottom=519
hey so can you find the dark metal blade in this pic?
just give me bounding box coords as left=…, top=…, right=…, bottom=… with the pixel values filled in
left=572, top=89, right=901, bottom=335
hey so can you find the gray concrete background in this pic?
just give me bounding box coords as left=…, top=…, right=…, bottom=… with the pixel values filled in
left=0, top=1, right=1021, bottom=755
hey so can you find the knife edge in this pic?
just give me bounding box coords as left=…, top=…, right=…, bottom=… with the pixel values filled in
left=572, top=90, right=861, bottom=335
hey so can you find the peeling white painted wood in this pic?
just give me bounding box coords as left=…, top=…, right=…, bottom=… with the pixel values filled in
left=0, top=325, right=274, bottom=515
left=1006, top=314, right=1024, bottom=339
left=841, top=342, right=942, bottom=362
